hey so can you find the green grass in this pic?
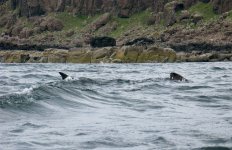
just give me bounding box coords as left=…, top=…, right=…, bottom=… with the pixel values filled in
left=55, top=12, right=100, bottom=31
left=227, top=10, right=232, bottom=20
left=37, top=10, right=152, bottom=38
left=110, top=9, right=152, bottom=37
left=0, top=27, right=5, bottom=34
left=189, top=2, right=219, bottom=20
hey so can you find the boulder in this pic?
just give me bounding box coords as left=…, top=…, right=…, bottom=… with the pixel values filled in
left=187, top=53, right=212, bottom=62
left=20, top=54, right=30, bottom=63
left=66, top=49, right=92, bottom=63
left=71, top=39, right=83, bottom=47
left=0, top=51, right=31, bottom=63
left=147, top=11, right=165, bottom=25
left=110, top=46, right=141, bottom=63
left=111, top=59, right=123, bottom=63
left=90, top=36, right=116, bottom=48
left=178, top=10, right=191, bottom=22
left=164, top=1, right=185, bottom=26
left=147, top=15, right=157, bottom=25
left=176, top=52, right=232, bottom=62
left=90, top=13, right=111, bottom=31
left=44, top=49, right=68, bottom=63
left=0, top=14, right=17, bottom=29
left=19, top=28, right=34, bottom=39
left=191, top=13, right=204, bottom=24
left=39, top=17, right=64, bottom=32
left=92, top=47, right=114, bottom=60
left=0, top=51, right=8, bottom=63
left=11, top=25, right=24, bottom=36
left=97, top=21, right=118, bottom=35
left=65, top=30, right=75, bottom=37
left=32, top=26, right=42, bottom=34
left=122, top=46, right=142, bottom=63
left=137, top=46, right=176, bottom=63
left=217, top=53, right=232, bottom=61
left=28, top=51, right=46, bottom=63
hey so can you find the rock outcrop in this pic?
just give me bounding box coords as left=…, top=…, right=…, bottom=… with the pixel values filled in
left=152, top=0, right=232, bottom=26
left=0, top=45, right=177, bottom=63
left=36, top=17, right=64, bottom=32
left=88, top=13, right=112, bottom=32
left=160, top=20, right=232, bottom=52
left=1, top=45, right=231, bottom=63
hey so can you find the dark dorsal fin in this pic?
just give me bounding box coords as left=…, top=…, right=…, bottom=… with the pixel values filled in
left=59, top=72, right=68, bottom=80
left=170, top=72, right=187, bottom=81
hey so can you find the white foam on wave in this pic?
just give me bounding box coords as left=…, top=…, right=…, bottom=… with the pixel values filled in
left=64, top=76, right=75, bottom=81
left=16, top=85, right=37, bottom=95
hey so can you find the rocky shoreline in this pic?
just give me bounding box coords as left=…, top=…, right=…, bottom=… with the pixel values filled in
left=1, top=0, right=232, bottom=63
left=0, top=45, right=231, bottom=63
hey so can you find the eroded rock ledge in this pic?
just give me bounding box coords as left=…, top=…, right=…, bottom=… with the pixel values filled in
left=0, top=46, right=231, bottom=63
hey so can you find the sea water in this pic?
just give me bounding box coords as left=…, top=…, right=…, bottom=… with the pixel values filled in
left=0, top=63, right=232, bottom=150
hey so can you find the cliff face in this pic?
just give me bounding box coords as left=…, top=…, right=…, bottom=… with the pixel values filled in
left=212, top=0, right=232, bottom=14
left=1, top=0, right=232, bottom=17
left=9, top=0, right=153, bottom=17
left=153, top=0, right=232, bottom=14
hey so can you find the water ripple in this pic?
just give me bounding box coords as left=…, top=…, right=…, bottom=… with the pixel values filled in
left=0, top=63, right=232, bottom=149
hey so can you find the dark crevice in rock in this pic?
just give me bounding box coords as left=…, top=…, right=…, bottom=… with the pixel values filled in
left=169, top=42, right=232, bottom=52
left=90, top=36, right=116, bottom=48
left=0, top=41, right=70, bottom=51
left=124, top=38, right=154, bottom=46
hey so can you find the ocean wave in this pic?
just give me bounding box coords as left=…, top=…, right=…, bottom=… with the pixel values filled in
left=0, top=86, right=36, bottom=108
left=193, top=146, right=231, bottom=150
left=0, top=76, right=169, bottom=109
left=211, top=66, right=227, bottom=71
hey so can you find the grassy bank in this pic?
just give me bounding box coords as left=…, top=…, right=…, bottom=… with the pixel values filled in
left=189, top=2, right=219, bottom=21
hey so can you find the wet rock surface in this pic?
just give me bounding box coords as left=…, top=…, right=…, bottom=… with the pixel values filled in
left=1, top=45, right=231, bottom=63
left=0, top=45, right=177, bottom=63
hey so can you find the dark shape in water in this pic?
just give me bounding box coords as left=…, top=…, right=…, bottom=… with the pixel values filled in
left=59, top=72, right=69, bottom=80
left=170, top=72, right=188, bottom=81
left=59, top=72, right=74, bottom=80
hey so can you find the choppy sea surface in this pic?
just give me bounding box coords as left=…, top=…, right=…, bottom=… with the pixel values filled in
left=0, top=63, right=232, bottom=150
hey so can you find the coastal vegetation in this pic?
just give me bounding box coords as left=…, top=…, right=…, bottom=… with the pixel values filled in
left=0, top=0, right=232, bottom=63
